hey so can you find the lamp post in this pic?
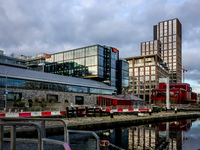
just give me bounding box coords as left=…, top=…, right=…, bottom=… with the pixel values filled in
left=166, top=77, right=170, bottom=109
left=5, top=71, right=8, bottom=110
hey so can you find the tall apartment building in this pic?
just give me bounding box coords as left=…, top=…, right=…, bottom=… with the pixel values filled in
left=141, top=18, right=182, bottom=83
left=154, top=18, right=182, bottom=83
left=125, top=54, right=168, bottom=103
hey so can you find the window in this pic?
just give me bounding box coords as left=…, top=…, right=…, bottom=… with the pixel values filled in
left=47, top=94, right=58, bottom=102
left=86, top=56, right=97, bottom=66
left=140, top=77, right=144, bottom=84
left=64, top=51, right=73, bottom=60
left=55, top=53, right=63, bottom=62
left=74, top=49, right=85, bottom=58
left=128, top=60, right=133, bottom=67
left=75, top=96, right=84, bottom=105
left=87, top=66, right=97, bottom=75
left=129, top=68, right=133, bottom=77
left=86, top=46, right=97, bottom=56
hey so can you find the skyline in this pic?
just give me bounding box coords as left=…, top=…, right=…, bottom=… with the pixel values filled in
left=0, top=0, right=200, bottom=93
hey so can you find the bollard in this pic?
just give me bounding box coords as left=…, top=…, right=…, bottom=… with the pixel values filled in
left=66, top=107, right=69, bottom=118
left=110, top=110, right=114, bottom=118
left=93, top=107, right=96, bottom=117
left=9, top=109, right=11, bottom=113
left=15, top=109, right=17, bottom=113
left=85, top=107, right=88, bottom=117
left=99, top=108, right=102, bottom=117
left=149, top=109, right=152, bottom=115
left=4, top=108, right=6, bottom=112
left=71, top=107, right=74, bottom=117
left=21, top=110, right=23, bottom=113
left=175, top=107, right=177, bottom=114
left=75, top=107, right=78, bottom=117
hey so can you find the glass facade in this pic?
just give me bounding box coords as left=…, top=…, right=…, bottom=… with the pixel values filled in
left=44, top=45, right=126, bottom=93
left=0, top=55, right=26, bottom=67
left=0, top=77, right=114, bottom=95
left=116, top=60, right=129, bottom=94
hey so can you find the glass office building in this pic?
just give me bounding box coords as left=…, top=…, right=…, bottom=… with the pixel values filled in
left=44, top=44, right=129, bottom=93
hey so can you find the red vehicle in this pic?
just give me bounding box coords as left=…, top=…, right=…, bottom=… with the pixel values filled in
left=151, top=83, right=197, bottom=104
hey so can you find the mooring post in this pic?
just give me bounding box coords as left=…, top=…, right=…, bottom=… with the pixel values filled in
left=175, top=107, right=177, bottom=114
left=85, top=106, right=88, bottom=117
left=110, top=110, right=114, bottom=118
left=93, top=106, right=96, bottom=117
left=75, top=107, right=78, bottom=117
left=149, top=109, right=152, bottom=115
left=71, top=106, right=74, bottom=117
left=99, top=108, right=102, bottom=117
left=66, top=107, right=69, bottom=118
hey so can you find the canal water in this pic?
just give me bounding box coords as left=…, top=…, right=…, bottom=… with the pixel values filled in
left=67, top=118, right=200, bottom=150
left=3, top=118, right=200, bottom=150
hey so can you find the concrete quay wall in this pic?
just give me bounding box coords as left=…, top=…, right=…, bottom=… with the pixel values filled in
left=4, top=112, right=200, bottom=138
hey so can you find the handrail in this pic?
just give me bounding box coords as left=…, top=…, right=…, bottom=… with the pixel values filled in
left=0, top=117, right=68, bottom=143
left=43, top=138, right=71, bottom=150
left=0, top=122, right=43, bottom=150
left=67, top=130, right=100, bottom=150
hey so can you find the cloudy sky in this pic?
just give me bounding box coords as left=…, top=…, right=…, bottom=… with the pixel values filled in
left=0, top=0, right=200, bottom=93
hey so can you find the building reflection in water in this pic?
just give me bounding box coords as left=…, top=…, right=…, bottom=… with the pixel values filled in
left=100, top=119, right=193, bottom=150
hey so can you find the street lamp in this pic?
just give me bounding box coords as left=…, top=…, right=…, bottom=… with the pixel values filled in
left=4, top=71, right=8, bottom=110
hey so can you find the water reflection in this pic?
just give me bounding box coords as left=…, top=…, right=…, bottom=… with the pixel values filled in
left=98, top=118, right=199, bottom=150
left=67, top=118, right=200, bottom=150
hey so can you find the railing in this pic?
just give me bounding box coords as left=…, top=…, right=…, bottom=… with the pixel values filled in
left=101, top=105, right=148, bottom=110
left=0, top=117, right=101, bottom=150
left=67, top=130, right=100, bottom=150
left=0, top=122, right=71, bottom=150
left=0, top=122, right=43, bottom=150
left=0, top=117, right=68, bottom=143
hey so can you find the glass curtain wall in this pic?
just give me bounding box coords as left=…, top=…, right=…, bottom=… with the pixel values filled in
left=0, top=77, right=114, bottom=95
left=45, top=46, right=99, bottom=77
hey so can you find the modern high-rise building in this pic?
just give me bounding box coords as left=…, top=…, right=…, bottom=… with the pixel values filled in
left=153, top=18, right=182, bottom=83
left=44, top=44, right=129, bottom=94
left=125, top=54, right=168, bottom=103
left=125, top=18, right=182, bottom=103
left=141, top=18, right=182, bottom=83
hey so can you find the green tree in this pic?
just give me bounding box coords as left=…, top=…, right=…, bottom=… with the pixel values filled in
left=18, top=101, right=25, bottom=108
left=28, top=98, right=33, bottom=108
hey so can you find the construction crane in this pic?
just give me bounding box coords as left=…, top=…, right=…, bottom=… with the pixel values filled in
left=182, top=66, right=188, bottom=83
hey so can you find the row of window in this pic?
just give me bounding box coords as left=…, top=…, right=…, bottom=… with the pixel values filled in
left=0, top=77, right=114, bottom=95
left=46, top=46, right=99, bottom=63
left=0, top=57, right=25, bottom=66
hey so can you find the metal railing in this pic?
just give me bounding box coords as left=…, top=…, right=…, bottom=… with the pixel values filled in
left=0, top=122, right=43, bottom=150
left=0, top=117, right=68, bottom=143
left=101, top=105, right=148, bottom=110
left=0, top=117, right=101, bottom=150
left=0, top=122, right=71, bottom=150
left=67, top=130, right=100, bottom=150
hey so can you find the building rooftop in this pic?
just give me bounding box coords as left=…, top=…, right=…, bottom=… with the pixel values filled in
left=0, top=65, right=115, bottom=90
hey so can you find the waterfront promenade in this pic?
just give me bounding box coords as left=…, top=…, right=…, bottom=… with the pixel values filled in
left=46, top=111, right=200, bottom=130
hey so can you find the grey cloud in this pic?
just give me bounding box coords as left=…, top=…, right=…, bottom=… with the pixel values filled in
left=0, top=0, right=200, bottom=92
